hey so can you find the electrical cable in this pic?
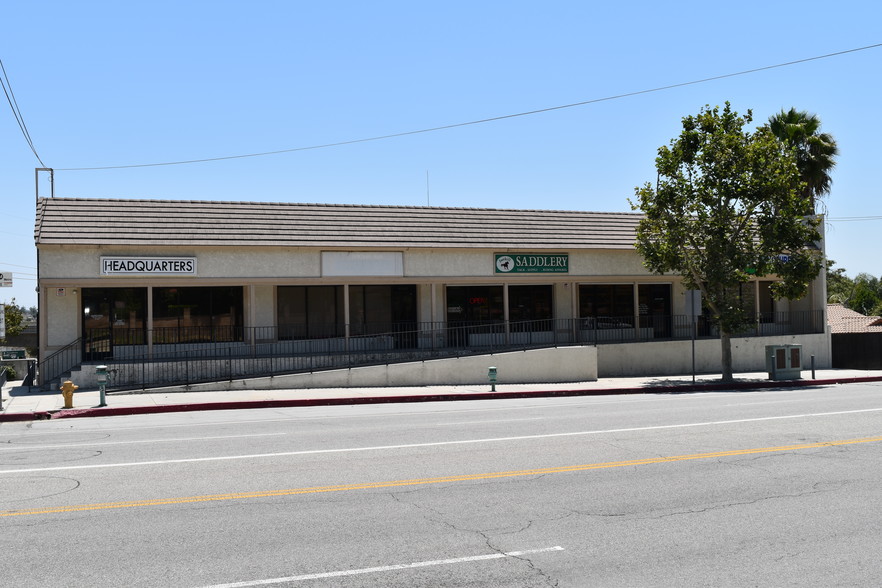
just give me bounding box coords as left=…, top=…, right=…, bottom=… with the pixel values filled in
left=55, top=42, right=882, bottom=172
left=0, top=59, right=45, bottom=166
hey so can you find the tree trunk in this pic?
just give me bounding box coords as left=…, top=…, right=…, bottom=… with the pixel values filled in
left=720, top=331, right=734, bottom=382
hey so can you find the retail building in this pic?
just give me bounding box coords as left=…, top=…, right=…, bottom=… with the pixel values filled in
left=34, top=197, right=830, bottom=388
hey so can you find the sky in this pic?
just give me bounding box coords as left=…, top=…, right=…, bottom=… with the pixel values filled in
left=1, top=1, right=881, bottom=309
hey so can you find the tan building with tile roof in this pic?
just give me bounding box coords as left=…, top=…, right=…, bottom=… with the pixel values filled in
left=34, top=197, right=831, bottom=385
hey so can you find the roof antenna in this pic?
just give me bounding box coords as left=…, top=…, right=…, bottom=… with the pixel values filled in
left=426, top=170, right=430, bottom=206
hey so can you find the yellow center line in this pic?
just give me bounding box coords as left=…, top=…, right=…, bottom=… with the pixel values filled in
left=3, top=435, right=880, bottom=518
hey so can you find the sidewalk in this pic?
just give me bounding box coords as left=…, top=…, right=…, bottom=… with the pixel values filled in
left=3, top=369, right=882, bottom=422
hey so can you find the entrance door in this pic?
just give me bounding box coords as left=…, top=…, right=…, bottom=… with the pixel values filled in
left=83, top=294, right=112, bottom=361
left=445, top=286, right=504, bottom=346
left=638, top=284, right=672, bottom=338
left=82, top=288, right=147, bottom=360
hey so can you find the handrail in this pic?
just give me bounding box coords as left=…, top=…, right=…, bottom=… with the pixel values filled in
left=38, top=337, right=83, bottom=388
left=41, top=310, right=826, bottom=392
left=0, top=365, right=7, bottom=406
left=92, top=311, right=825, bottom=392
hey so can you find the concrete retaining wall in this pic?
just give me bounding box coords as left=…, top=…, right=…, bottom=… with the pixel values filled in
left=157, top=346, right=598, bottom=393
left=596, top=333, right=831, bottom=377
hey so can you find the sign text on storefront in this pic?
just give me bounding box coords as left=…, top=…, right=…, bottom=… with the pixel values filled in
left=100, top=257, right=197, bottom=275
left=495, top=254, right=569, bottom=274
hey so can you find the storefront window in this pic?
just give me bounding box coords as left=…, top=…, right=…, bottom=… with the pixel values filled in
left=348, top=285, right=417, bottom=347
left=277, top=285, right=417, bottom=341
left=152, top=287, right=243, bottom=343
left=277, top=286, right=344, bottom=339
left=82, top=288, right=147, bottom=359
left=638, top=284, right=672, bottom=337
left=509, top=285, right=553, bottom=331
left=349, top=285, right=417, bottom=334
left=446, top=286, right=504, bottom=324
left=579, top=284, right=634, bottom=326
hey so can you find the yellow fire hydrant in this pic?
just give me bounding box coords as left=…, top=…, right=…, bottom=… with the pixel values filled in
left=60, top=380, right=78, bottom=409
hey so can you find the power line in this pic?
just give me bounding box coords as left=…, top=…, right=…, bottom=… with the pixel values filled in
left=0, top=262, right=36, bottom=272
left=0, top=59, right=45, bottom=166
left=57, top=42, right=882, bottom=172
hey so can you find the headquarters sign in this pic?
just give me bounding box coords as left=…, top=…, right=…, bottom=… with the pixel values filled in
left=495, top=254, right=569, bottom=274
left=100, top=257, right=197, bottom=275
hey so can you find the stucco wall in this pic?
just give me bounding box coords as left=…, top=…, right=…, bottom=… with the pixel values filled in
left=596, top=333, right=831, bottom=377
left=138, top=345, right=598, bottom=393
left=416, top=284, right=437, bottom=323
left=40, top=245, right=658, bottom=282
left=39, top=245, right=323, bottom=280
left=41, top=288, right=80, bottom=348
left=569, top=248, right=648, bottom=275
left=37, top=242, right=829, bottom=378
left=405, top=248, right=651, bottom=279
left=405, top=250, right=495, bottom=277
left=554, top=283, right=575, bottom=320
left=251, top=285, right=275, bottom=329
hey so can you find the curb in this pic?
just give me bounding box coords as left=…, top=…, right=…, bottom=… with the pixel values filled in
left=3, top=376, right=882, bottom=422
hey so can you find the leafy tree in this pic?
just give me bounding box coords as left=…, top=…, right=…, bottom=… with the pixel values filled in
left=2, top=298, right=25, bottom=341
left=768, top=108, right=838, bottom=210
left=632, top=103, right=824, bottom=381
left=850, top=275, right=881, bottom=316
left=827, top=263, right=882, bottom=316
left=826, top=262, right=854, bottom=306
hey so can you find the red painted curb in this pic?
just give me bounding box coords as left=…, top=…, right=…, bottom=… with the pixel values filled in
left=3, top=376, right=882, bottom=422
left=0, top=411, right=50, bottom=422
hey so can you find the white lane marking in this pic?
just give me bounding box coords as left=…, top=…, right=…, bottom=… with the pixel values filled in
left=199, top=546, right=565, bottom=587
left=2, top=407, right=880, bottom=475
left=0, top=433, right=286, bottom=452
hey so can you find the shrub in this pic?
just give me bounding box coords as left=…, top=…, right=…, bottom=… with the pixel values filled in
left=1, top=364, right=16, bottom=380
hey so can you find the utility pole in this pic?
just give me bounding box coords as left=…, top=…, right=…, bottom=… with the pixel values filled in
left=35, top=168, right=54, bottom=202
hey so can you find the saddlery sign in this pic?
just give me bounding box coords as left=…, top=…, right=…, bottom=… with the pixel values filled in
left=100, top=257, right=197, bottom=275
left=495, top=254, right=569, bottom=274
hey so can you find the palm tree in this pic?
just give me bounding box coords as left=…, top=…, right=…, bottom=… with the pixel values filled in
left=768, top=108, right=838, bottom=210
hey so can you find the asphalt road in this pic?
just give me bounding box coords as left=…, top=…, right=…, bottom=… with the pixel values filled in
left=2, top=383, right=881, bottom=587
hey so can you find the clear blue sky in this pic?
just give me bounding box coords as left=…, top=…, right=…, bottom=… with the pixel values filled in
left=2, top=1, right=880, bottom=309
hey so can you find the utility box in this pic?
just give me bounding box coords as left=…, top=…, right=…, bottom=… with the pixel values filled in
left=766, top=345, right=802, bottom=380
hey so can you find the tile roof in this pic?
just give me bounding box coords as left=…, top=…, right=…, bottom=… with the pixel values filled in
left=34, top=197, right=642, bottom=249
left=827, top=303, right=882, bottom=333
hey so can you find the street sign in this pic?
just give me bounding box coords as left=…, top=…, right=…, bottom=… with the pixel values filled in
left=0, top=272, right=12, bottom=287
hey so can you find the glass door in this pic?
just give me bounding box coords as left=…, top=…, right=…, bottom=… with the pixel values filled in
left=82, top=288, right=147, bottom=360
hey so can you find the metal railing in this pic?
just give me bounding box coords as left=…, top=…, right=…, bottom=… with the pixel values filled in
left=98, top=319, right=587, bottom=391
left=38, top=337, right=84, bottom=388
left=41, top=311, right=825, bottom=391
